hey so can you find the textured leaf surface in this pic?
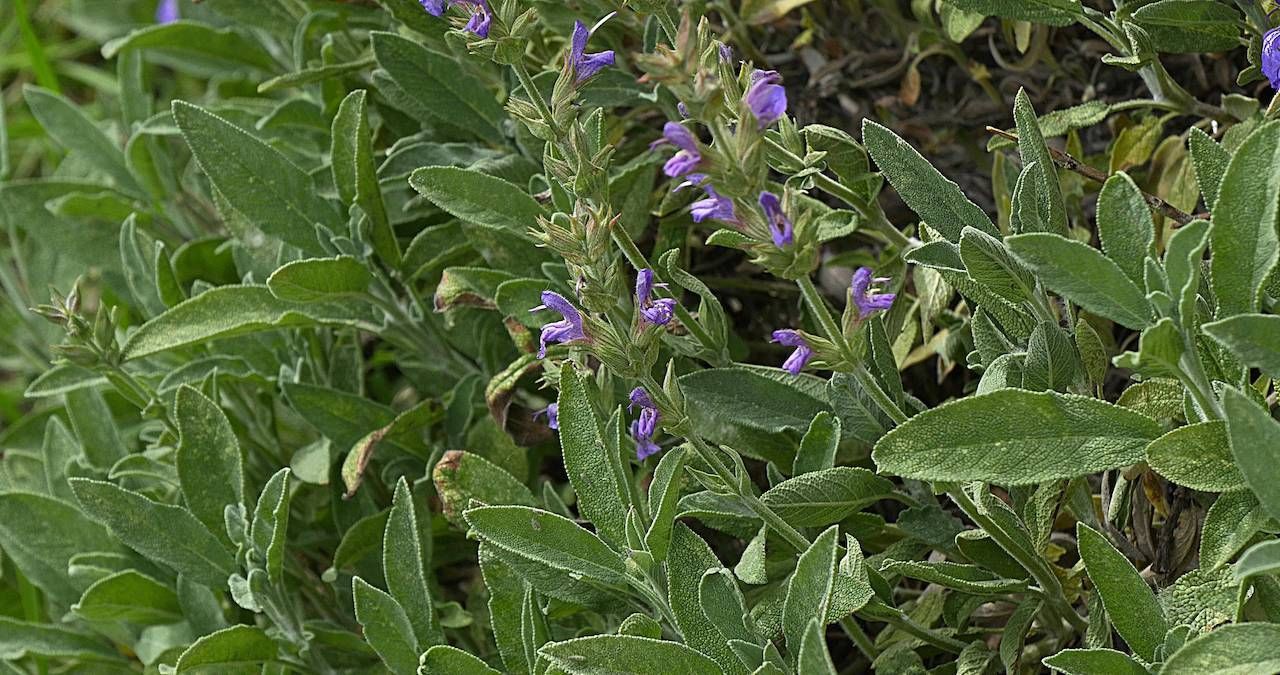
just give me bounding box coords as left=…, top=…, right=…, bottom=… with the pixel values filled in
left=874, top=390, right=1161, bottom=484
left=1078, top=523, right=1166, bottom=660
left=1007, top=233, right=1153, bottom=329
left=1210, top=121, right=1280, bottom=316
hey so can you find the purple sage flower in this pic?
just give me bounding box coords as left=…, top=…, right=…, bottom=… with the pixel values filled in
left=759, top=191, right=793, bottom=247
left=420, top=0, right=447, bottom=15
left=1264, top=27, right=1280, bottom=90
left=653, top=122, right=702, bottom=178
left=718, top=43, right=735, bottom=63
left=463, top=1, right=492, bottom=37
left=851, top=267, right=896, bottom=318
left=677, top=102, right=690, bottom=119
left=745, top=70, right=787, bottom=129
left=535, top=402, right=559, bottom=430
left=772, top=329, right=814, bottom=375
left=691, top=186, right=737, bottom=224
left=628, top=387, right=662, bottom=460
left=636, top=269, right=677, bottom=326
left=531, top=291, right=586, bottom=357
left=570, top=20, right=615, bottom=83
left=156, top=0, right=179, bottom=23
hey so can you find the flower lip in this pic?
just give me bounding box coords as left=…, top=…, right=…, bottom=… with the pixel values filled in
left=420, top=0, right=447, bottom=16
left=535, top=402, right=559, bottom=430
left=532, top=291, right=586, bottom=357
left=851, top=267, right=896, bottom=317
left=759, top=191, right=793, bottom=248
left=570, top=19, right=616, bottom=83
left=691, top=186, right=737, bottom=224
left=1263, top=27, right=1280, bottom=89
left=654, top=122, right=702, bottom=178
left=771, top=329, right=814, bottom=375
left=156, top=0, right=179, bottom=23
left=745, top=69, right=787, bottom=129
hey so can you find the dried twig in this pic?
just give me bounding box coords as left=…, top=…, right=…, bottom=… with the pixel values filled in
left=985, top=126, right=1196, bottom=226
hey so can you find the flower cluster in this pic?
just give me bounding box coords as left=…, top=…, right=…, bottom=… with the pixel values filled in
left=771, top=267, right=896, bottom=375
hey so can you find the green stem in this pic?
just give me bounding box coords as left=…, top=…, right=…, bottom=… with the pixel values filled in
left=512, top=61, right=557, bottom=136
left=949, top=489, right=1087, bottom=634
left=870, top=608, right=968, bottom=654
left=12, top=0, right=60, bottom=94
left=811, top=173, right=912, bottom=250
left=1177, top=340, right=1224, bottom=420
left=686, top=436, right=811, bottom=551
left=851, top=364, right=909, bottom=426
left=839, top=617, right=879, bottom=660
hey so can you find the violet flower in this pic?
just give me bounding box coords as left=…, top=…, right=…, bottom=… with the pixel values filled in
left=759, top=191, right=793, bottom=247
left=851, top=267, right=896, bottom=317
left=653, top=122, right=702, bottom=178
left=1264, top=27, right=1280, bottom=90
left=422, top=0, right=490, bottom=37
left=531, top=291, right=586, bottom=357
left=156, top=0, right=179, bottom=23
left=691, top=186, right=737, bottom=224
left=719, top=43, right=735, bottom=63
left=628, top=387, right=662, bottom=460
left=636, top=269, right=676, bottom=326
left=535, top=402, right=559, bottom=430
left=570, top=20, right=616, bottom=83
left=772, top=329, right=814, bottom=375
left=745, top=70, right=787, bottom=129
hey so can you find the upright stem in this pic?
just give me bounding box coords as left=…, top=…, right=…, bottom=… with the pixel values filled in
left=512, top=62, right=557, bottom=136
left=795, top=275, right=909, bottom=425
left=686, top=436, right=811, bottom=552
left=839, top=617, right=879, bottom=660
left=949, top=489, right=1087, bottom=633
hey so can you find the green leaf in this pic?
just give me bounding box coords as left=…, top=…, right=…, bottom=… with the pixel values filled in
left=409, top=166, right=544, bottom=243
left=463, top=505, right=628, bottom=606
left=101, top=21, right=277, bottom=70
left=1163, top=219, right=1211, bottom=328
left=959, top=226, right=1038, bottom=304
left=760, top=467, right=895, bottom=527
left=557, top=368, right=630, bottom=546
left=945, top=0, right=1082, bottom=25
left=384, top=478, right=438, bottom=648
left=370, top=32, right=503, bottom=140
left=72, top=570, right=182, bottom=625
left=1160, top=623, right=1280, bottom=674
left=175, top=624, right=276, bottom=674
left=644, top=446, right=688, bottom=563
left=1210, top=121, right=1280, bottom=316
left=172, top=100, right=339, bottom=254
left=1113, top=317, right=1185, bottom=379
left=249, top=468, right=291, bottom=586
left=862, top=120, right=998, bottom=241
left=1188, top=127, right=1229, bottom=209
left=782, top=525, right=842, bottom=651
left=538, top=635, right=721, bottom=675
left=874, top=390, right=1162, bottom=485
left=122, top=285, right=368, bottom=360
left=1200, top=491, right=1273, bottom=570
left=1235, top=540, right=1280, bottom=582
left=1000, top=597, right=1041, bottom=671
left=793, top=411, right=841, bottom=475
left=1203, top=314, right=1280, bottom=379
left=432, top=450, right=536, bottom=526
left=353, top=577, right=419, bottom=675
left=1146, top=421, right=1242, bottom=492
left=698, top=568, right=757, bottom=644
left=798, top=618, right=838, bottom=675
left=266, top=256, right=372, bottom=303
left=1078, top=523, right=1167, bottom=660
left=681, top=367, right=830, bottom=434
left=477, top=545, right=528, bottom=675
left=1014, top=89, right=1068, bottom=236
left=70, top=478, right=235, bottom=588
left=1006, top=232, right=1153, bottom=329
left=422, top=645, right=502, bottom=674
left=1042, top=648, right=1149, bottom=674
left=0, top=492, right=124, bottom=605
left=883, top=560, right=1028, bottom=595
left=667, top=524, right=747, bottom=674
left=1023, top=321, right=1079, bottom=392
left=175, top=386, right=245, bottom=542
left=1131, top=0, right=1241, bottom=53
left=1097, top=173, right=1156, bottom=286
left=1159, top=566, right=1238, bottom=633
left=23, top=85, right=141, bottom=195
left=65, top=386, right=127, bottom=469
left=1223, top=387, right=1280, bottom=521
left=0, top=617, right=121, bottom=662
left=332, top=90, right=399, bottom=265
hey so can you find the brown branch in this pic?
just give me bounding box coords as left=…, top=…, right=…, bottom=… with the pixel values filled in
left=985, top=126, right=1196, bottom=226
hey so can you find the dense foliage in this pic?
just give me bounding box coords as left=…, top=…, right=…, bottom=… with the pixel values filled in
left=2, top=0, right=1280, bottom=672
